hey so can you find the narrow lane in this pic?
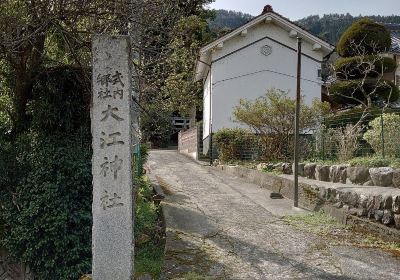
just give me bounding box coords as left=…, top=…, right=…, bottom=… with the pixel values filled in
left=148, top=150, right=400, bottom=280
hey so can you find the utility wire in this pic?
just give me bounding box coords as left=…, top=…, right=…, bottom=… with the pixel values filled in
left=212, top=68, right=324, bottom=88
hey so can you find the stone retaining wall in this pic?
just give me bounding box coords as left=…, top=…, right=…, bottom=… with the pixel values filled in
left=178, top=127, right=199, bottom=160
left=217, top=165, right=400, bottom=236
left=257, top=162, right=400, bottom=189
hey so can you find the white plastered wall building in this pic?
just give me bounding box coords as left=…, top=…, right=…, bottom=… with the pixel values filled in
left=195, top=5, right=335, bottom=155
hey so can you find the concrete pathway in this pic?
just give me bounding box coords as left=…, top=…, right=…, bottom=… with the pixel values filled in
left=147, top=150, right=400, bottom=280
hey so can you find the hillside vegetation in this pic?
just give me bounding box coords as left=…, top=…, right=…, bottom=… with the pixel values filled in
left=209, top=10, right=400, bottom=43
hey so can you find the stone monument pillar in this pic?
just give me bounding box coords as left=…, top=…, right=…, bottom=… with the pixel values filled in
left=91, top=35, right=135, bottom=280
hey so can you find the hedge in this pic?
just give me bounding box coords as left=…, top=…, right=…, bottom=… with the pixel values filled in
left=214, top=128, right=257, bottom=162
left=329, top=79, right=400, bottom=105
left=337, top=18, right=392, bottom=57
left=0, top=66, right=92, bottom=280
left=334, top=56, right=396, bottom=79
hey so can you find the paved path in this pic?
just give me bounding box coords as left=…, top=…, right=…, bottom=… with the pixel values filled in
left=148, top=150, right=400, bottom=280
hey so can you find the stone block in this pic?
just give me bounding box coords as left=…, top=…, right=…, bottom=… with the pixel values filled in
left=348, top=208, right=358, bottom=216
left=315, top=165, right=330, bottom=182
left=382, top=210, right=394, bottom=225
left=373, top=195, right=383, bottom=210
left=92, top=35, right=135, bottom=280
left=363, top=180, right=375, bottom=186
left=304, top=163, right=316, bottom=179
left=282, top=163, right=292, bottom=175
left=393, top=196, right=400, bottom=214
left=394, top=214, right=400, bottom=229
left=357, top=208, right=368, bottom=217
left=369, top=167, right=393, bottom=187
left=382, top=196, right=393, bottom=210
left=374, top=210, right=384, bottom=222
left=329, top=165, right=347, bottom=183
left=392, top=169, right=400, bottom=188
left=347, top=166, right=370, bottom=185
left=359, top=194, right=369, bottom=208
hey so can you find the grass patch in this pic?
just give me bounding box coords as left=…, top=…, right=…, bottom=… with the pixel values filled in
left=173, top=272, right=212, bottom=280
left=135, top=243, right=165, bottom=277
left=282, top=211, right=349, bottom=235
left=283, top=211, right=400, bottom=255
left=261, top=168, right=283, bottom=175
left=134, top=176, right=165, bottom=279
left=348, top=156, right=400, bottom=168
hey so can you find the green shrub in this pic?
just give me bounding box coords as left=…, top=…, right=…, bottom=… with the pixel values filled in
left=28, top=67, right=90, bottom=134
left=134, top=177, right=164, bottom=279
left=0, top=66, right=92, bottom=280
left=363, top=113, right=400, bottom=157
left=213, top=128, right=255, bottom=162
left=140, top=143, right=150, bottom=168
left=348, top=156, right=393, bottom=168
left=337, top=18, right=391, bottom=57
left=0, top=132, right=92, bottom=280
left=334, top=56, right=396, bottom=79
left=329, top=79, right=399, bottom=105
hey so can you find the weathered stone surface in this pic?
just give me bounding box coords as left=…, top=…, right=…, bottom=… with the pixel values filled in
left=394, top=214, right=400, bottom=229
left=367, top=210, right=375, bottom=219
left=282, top=163, right=292, bottom=175
left=348, top=208, right=358, bottom=216
left=327, top=188, right=337, bottom=202
left=329, top=165, right=347, bottom=183
left=304, top=163, right=316, bottom=179
left=343, top=205, right=350, bottom=212
left=392, top=169, right=400, bottom=188
left=393, top=196, right=400, bottom=214
left=363, top=180, right=375, bottom=186
left=315, top=165, right=330, bottom=182
left=374, top=210, right=384, bottom=222
left=373, top=195, right=383, bottom=210
left=382, top=210, right=394, bottom=225
left=256, top=163, right=267, bottom=171
left=347, top=167, right=370, bottom=185
left=359, top=195, right=369, bottom=208
left=339, top=191, right=359, bottom=207
left=334, top=201, right=343, bottom=208
left=319, top=188, right=327, bottom=200
left=357, top=208, right=368, bottom=217
left=369, top=167, right=393, bottom=187
left=382, top=196, right=393, bottom=210
left=257, top=163, right=275, bottom=171
left=92, top=35, right=136, bottom=280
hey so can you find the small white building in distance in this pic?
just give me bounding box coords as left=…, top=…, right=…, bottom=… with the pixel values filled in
left=195, top=5, right=335, bottom=154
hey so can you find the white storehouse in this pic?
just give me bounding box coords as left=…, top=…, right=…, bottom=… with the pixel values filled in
left=195, top=5, right=335, bottom=153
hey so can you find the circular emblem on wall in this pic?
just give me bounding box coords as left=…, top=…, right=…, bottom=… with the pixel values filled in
left=261, top=45, right=272, bottom=56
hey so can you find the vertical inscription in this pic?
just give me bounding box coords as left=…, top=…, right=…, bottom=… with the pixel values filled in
left=92, top=36, right=134, bottom=280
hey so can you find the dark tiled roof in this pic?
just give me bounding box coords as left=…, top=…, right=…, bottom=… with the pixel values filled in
left=391, top=33, right=400, bottom=54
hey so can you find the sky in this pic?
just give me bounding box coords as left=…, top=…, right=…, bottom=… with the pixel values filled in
left=208, top=0, right=400, bottom=21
